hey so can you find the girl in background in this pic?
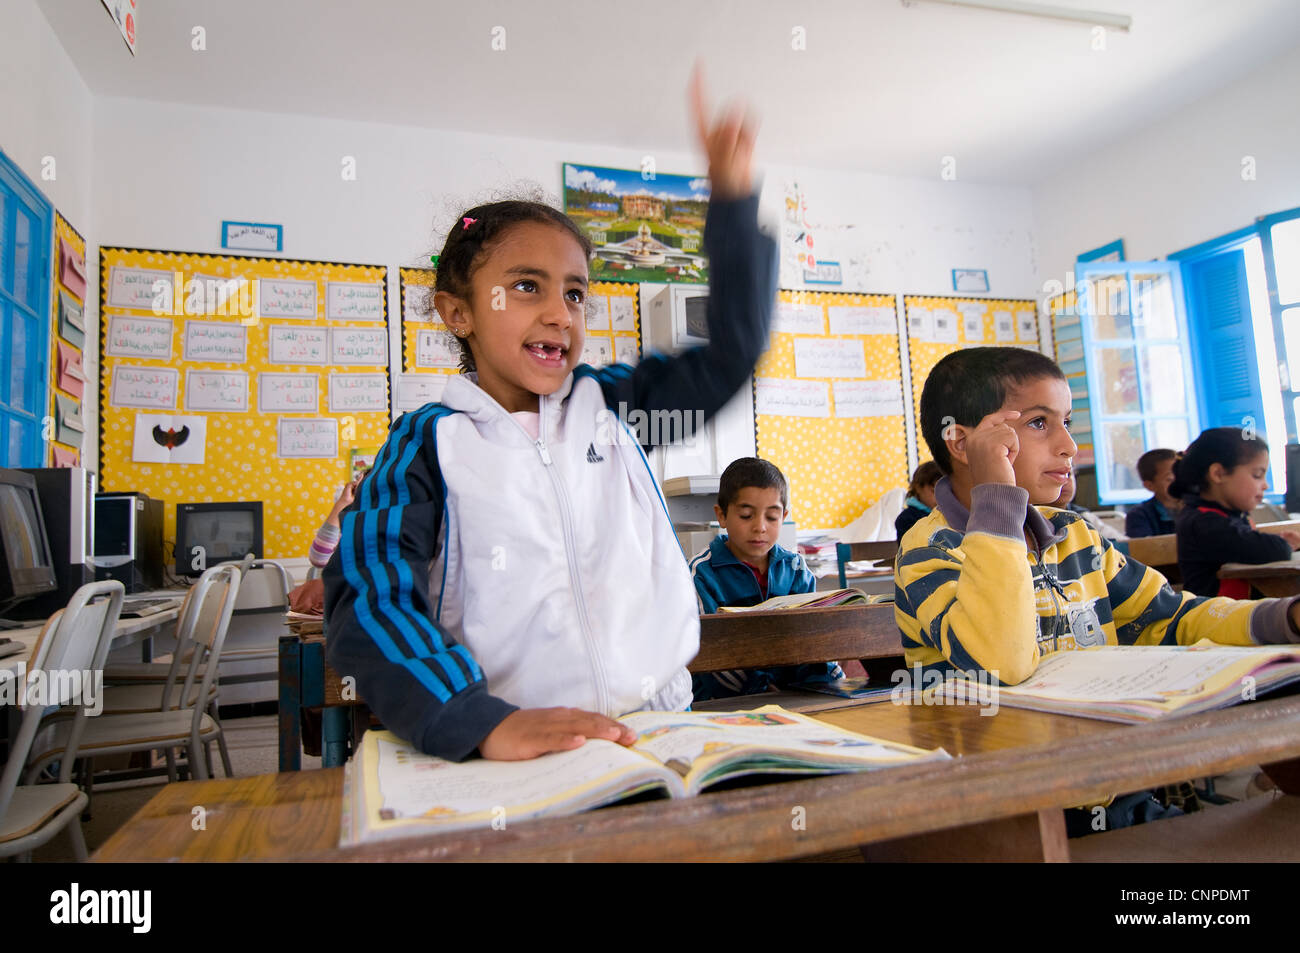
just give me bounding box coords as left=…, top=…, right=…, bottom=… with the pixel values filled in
left=895, top=461, right=942, bottom=540
left=1173, top=427, right=1300, bottom=597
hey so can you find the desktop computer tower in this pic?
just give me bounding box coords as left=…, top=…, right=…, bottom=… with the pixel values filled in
left=13, top=466, right=97, bottom=619
left=93, top=493, right=165, bottom=594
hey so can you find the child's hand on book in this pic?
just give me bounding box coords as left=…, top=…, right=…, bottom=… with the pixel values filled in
left=963, top=410, right=1021, bottom=488
left=1279, top=529, right=1300, bottom=550
left=690, top=64, right=757, bottom=202
left=479, top=708, right=637, bottom=760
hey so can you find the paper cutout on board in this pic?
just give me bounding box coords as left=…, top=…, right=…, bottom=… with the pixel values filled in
left=109, top=365, right=178, bottom=410
left=773, top=302, right=824, bottom=335
left=793, top=338, right=866, bottom=379
left=932, top=309, right=960, bottom=344
left=326, top=281, right=386, bottom=322
left=961, top=310, right=984, bottom=342
left=108, top=266, right=172, bottom=310
left=56, top=341, right=87, bottom=399
left=755, top=378, right=830, bottom=418
left=586, top=295, right=611, bottom=331
left=907, top=308, right=934, bottom=343
left=105, top=314, right=174, bottom=360
left=258, top=373, right=319, bottom=413
left=1017, top=310, right=1038, bottom=342
left=832, top=380, right=905, bottom=418
left=54, top=393, right=85, bottom=447
left=395, top=373, right=448, bottom=412
left=328, top=373, right=388, bottom=413
left=993, top=310, right=1015, bottom=342
left=826, top=305, right=896, bottom=337
left=51, top=445, right=80, bottom=468
left=277, top=418, right=338, bottom=458
left=267, top=325, right=329, bottom=364
left=184, top=320, right=247, bottom=363
left=580, top=337, right=613, bottom=368
left=258, top=278, right=318, bottom=319
left=57, top=292, right=85, bottom=349
left=132, top=414, right=207, bottom=465
left=330, top=327, right=387, bottom=365
left=609, top=296, right=637, bottom=332
left=184, top=370, right=249, bottom=412
left=59, top=237, right=87, bottom=299
left=415, top=329, right=459, bottom=368
left=613, top=335, right=640, bottom=366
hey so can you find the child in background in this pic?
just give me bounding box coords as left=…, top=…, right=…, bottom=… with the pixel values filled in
left=308, top=474, right=365, bottom=569
left=326, top=72, right=778, bottom=762
left=895, top=461, right=942, bottom=540
left=895, top=347, right=1300, bottom=689
left=1173, top=427, right=1300, bottom=597
left=689, top=457, right=843, bottom=700
left=1125, top=448, right=1180, bottom=538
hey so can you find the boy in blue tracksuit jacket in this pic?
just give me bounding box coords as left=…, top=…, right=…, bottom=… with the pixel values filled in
left=689, top=457, right=843, bottom=700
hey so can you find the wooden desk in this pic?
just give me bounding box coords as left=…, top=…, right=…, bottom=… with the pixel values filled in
left=1, top=604, right=181, bottom=677
left=1219, top=559, right=1300, bottom=598
left=93, top=695, right=1300, bottom=862
left=277, top=605, right=906, bottom=771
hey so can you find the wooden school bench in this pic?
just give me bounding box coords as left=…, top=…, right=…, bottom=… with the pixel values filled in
left=92, top=695, right=1300, bottom=862
left=276, top=603, right=907, bottom=770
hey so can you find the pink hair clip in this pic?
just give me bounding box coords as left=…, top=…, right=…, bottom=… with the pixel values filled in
left=462, top=217, right=477, bottom=229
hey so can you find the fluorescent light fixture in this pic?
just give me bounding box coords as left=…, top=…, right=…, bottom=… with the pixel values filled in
left=907, top=0, right=1133, bottom=32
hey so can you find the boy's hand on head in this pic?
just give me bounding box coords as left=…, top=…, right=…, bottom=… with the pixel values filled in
left=478, top=708, right=637, bottom=761
left=690, top=64, right=757, bottom=202
left=965, top=410, right=1021, bottom=488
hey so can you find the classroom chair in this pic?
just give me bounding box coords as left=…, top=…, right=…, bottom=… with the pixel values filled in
left=0, top=581, right=125, bottom=862
left=836, top=540, right=899, bottom=589
left=24, top=564, right=241, bottom=787
left=95, top=564, right=243, bottom=777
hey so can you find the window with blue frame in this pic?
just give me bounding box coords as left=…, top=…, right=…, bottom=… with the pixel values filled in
left=0, top=150, right=53, bottom=468
left=1077, top=262, right=1200, bottom=505
left=1170, top=213, right=1295, bottom=499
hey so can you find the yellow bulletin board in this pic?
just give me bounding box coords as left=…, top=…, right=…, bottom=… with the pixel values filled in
left=399, top=271, right=643, bottom=405
left=48, top=213, right=89, bottom=467
left=754, top=290, right=909, bottom=529
left=97, top=248, right=392, bottom=560
left=1049, top=290, right=1093, bottom=467
left=904, top=295, right=1041, bottom=452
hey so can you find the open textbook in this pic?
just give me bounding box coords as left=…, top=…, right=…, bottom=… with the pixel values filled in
left=934, top=643, right=1300, bottom=723
left=341, top=705, right=949, bottom=845
left=716, top=588, right=876, bottom=612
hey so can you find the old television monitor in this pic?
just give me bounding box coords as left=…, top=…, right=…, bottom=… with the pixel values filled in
left=15, top=467, right=96, bottom=617
left=175, top=502, right=263, bottom=577
left=647, top=285, right=710, bottom=353
left=0, top=467, right=58, bottom=623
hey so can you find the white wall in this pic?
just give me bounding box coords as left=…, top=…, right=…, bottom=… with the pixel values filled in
left=1033, top=44, right=1300, bottom=288
left=0, top=0, right=94, bottom=232
left=0, top=0, right=95, bottom=466
left=90, top=95, right=1038, bottom=491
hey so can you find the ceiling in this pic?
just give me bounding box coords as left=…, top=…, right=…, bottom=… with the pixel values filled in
left=35, top=0, right=1300, bottom=186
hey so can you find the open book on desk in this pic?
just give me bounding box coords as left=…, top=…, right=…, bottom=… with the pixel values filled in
left=341, top=705, right=949, bottom=845
left=933, top=643, right=1300, bottom=723
left=717, top=589, right=884, bottom=612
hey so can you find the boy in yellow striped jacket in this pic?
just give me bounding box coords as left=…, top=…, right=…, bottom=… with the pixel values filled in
left=897, top=347, right=1300, bottom=683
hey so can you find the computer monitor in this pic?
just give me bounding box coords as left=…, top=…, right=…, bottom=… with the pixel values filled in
left=175, top=501, right=263, bottom=577
left=14, top=467, right=96, bottom=617
left=0, top=467, right=58, bottom=623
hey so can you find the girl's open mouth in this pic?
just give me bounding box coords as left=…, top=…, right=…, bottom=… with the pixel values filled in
left=525, top=342, right=567, bottom=367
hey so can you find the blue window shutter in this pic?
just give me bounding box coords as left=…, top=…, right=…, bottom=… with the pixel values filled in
left=1184, top=249, right=1265, bottom=433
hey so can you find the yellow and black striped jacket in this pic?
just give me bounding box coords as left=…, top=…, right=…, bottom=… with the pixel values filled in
left=895, top=478, right=1298, bottom=685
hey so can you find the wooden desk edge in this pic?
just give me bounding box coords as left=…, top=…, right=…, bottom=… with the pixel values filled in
left=93, top=696, right=1300, bottom=863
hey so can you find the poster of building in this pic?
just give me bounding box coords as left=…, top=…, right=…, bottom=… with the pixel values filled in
left=563, top=162, right=709, bottom=284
